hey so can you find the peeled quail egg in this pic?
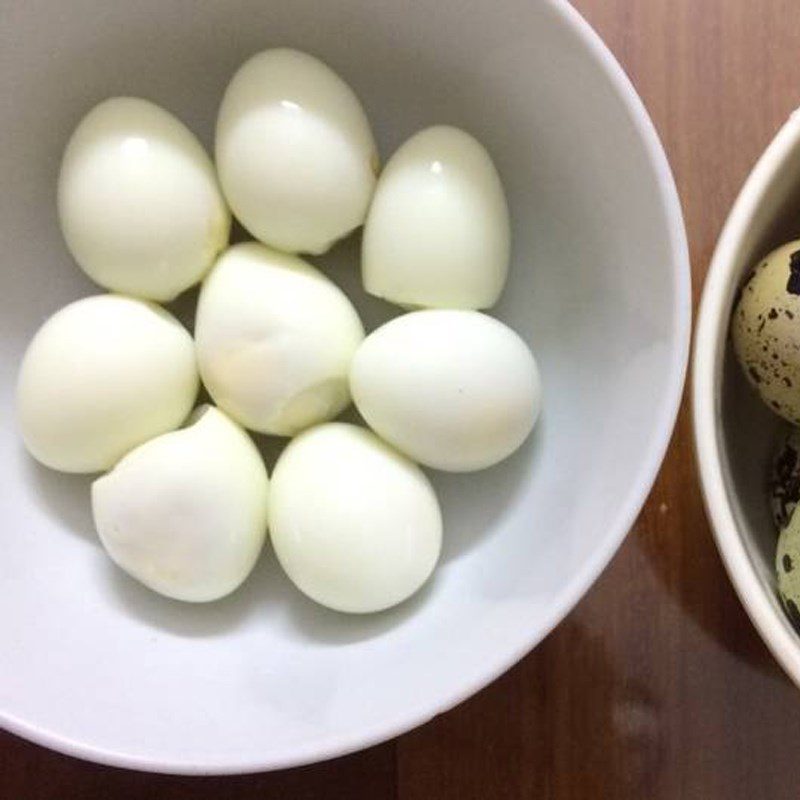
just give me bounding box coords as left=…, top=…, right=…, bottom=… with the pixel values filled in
left=350, top=310, right=541, bottom=472
left=17, top=295, right=198, bottom=473
left=362, top=125, right=510, bottom=309
left=732, top=240, right=800, bottom=424
left=92, top=406, right=269, bottom=602
left=195, top=242, right=364, bottom=435
left=58, top=97, right=230, bottom=301
left=268, top=423, right=442, bottom=613
left=215, top=48, right=378, bottom=255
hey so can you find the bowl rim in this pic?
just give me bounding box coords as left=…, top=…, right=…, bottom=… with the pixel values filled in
left=693, top=109, right=800, bottom=688
left=1, top=0, right=691, bottom=774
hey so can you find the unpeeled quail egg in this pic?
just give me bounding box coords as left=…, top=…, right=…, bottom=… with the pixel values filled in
left=771, top=429, right=800, bottom=531
left=777, top=502, right=800, bottom=630
left=58, top=97, right=230, bottom=301
left=92, top=406, right=269, bottom=602
left=215, top=48, right=378, bottom=255
left=17, top=295, right=198, bottom=473
left=195, top=242, right=364, bottom=435
left=350, top=310, right=541, bottom=472
left=732, top=240, right=800, bottom=424
left=268, top=423, right=442, bottom=613
left=362, top=125, right=510, bottom=309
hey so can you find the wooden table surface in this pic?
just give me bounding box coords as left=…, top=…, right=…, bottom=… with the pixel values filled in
left=6, top=1, right=800, bottom=797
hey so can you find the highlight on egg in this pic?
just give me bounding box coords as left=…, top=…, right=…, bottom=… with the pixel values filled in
left=362, top=125, right=510, bottom=310
left=350, top=310, right=541, bottom=472
left=268, top=423, right=442, bottom=613
left=216, top=48, right=378, bottom=255
left=195, top=242, right=365, bottom=436
left=58, top=97, right=230, bottom=302
left=92, top=406, right=269, bottom=603
left=17, top=295, right=199, bottom=474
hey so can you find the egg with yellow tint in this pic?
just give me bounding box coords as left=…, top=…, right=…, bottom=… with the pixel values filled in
left=195, top=242, right=364, bottom=436
left=269, top=423, right=441, bottom=613
left=351, top=310, right=541, bottom=472
left=362, top=126, right=510, bottom=310
left=92, top=406, right=269, bottom=603
left=17, top=295, right=198, bottom=473
left=58, top=97, right=230, bottom=301
left=216, top=48, right=378, bottom=255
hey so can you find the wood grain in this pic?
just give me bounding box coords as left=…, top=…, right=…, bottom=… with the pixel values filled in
left=5, top=1, right=800, bottom=797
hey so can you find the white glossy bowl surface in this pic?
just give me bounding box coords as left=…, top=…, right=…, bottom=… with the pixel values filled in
left=694, top=110, right=800, bottom=690
left=0, top=0, right=689, bottom=773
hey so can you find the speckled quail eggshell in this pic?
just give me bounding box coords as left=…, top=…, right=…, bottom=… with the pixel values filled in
left=362, top=125, right=510, bottom=309
left=195, top=242, right=365, bottom=436
left=771, top=429, right=800, bottom=531
left=777, top=503, right=800, bottom=630
left=215, top=48, right=378, bottom=255
left=268, top=423, right=442, bottom=613
left=732, top=240, right=800, bottom=424
left=17, top=295, right=198, bottom=473
left=58, top=97, right=230, bottom=302
left=92, top=406, right=269, bottom=602
left=350, top=310, right=541, bottom=472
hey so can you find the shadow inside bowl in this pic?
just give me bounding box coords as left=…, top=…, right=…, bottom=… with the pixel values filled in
left=22, top=453, right=96, bottom=543
left=99, top=553, right=268, bottom=638
left=434, top=423, right=542, bottom=563
left=275, top=561, right=440, bottom=646
left=100, top=541, right=439, bottom=644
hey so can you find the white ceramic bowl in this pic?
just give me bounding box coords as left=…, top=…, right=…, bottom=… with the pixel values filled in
left=694, top=110, right=800, bottom=687
left=0, top=0, right=690, bottom=773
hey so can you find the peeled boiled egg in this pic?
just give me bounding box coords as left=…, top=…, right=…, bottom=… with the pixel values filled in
left=92, top=406, right=269, bottom=602
left=269, top=423, right=442, bottom=613
left=58, top=97, right=230, bottom=301
left=195, top=242, right=364, bottom=435
left=362, top=125, right=510, bottom=309
left=350, top=310, right=541, bottom=472
left=216, top=48, right=378, bottom=255
left=17, top=295, right=198, bottom=473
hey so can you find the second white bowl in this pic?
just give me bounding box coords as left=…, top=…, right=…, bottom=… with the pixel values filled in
left=695, top=109, right=800, bottom=689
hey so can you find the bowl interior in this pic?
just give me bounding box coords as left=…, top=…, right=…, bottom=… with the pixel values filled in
left=0, top=0, right=688, bottom=772
left=710, top=118, right=800, bottom=657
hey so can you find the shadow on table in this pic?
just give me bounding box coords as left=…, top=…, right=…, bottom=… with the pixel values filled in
left=635, top=417, right=780, bottom=676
